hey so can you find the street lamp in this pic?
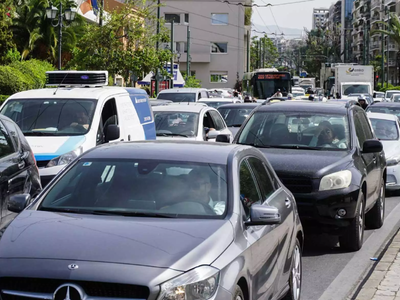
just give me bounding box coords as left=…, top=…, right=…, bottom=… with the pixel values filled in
left=46, top=2, right=76, bottom=70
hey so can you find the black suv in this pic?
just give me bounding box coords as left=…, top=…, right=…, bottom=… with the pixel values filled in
left=233, top=101, right=386, bottom=251
left=0, top=114, right=41, bottom=227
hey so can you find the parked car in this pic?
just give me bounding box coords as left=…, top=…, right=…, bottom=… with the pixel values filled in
left=218, top=103, right=259, bottom=137
left=0, top=114, right=41, bottom=227
left=156, top=88, right=210, bottom=102
left=232, top=101, right=386, bottom=251
left=384, top=90, right=400, bottom=102
left=368, top=112, right=400, bottom=192
left=0, top=141, right=304, bottom=300
left=153, top=103, right=232, bottom=142
left=198, top=98, right=241, bottom=109
left=1, top=71, right=156, bottom=187
left=366, top=102, right=400, bottom=118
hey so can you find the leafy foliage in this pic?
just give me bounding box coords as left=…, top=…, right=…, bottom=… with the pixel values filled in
left=250, top=35, right=278, bottom=71
left=0, top=0, right=15, bottom=64
left=184, top=76, right=201, bottom=88
left=372, top=13, right=400, bottom=47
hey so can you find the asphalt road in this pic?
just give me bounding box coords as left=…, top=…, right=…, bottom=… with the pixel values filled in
left=301, top=195, right=400, bottom=300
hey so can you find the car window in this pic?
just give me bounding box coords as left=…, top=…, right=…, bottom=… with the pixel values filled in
left=2, top=120, right=21, bottom=150
left=209, top=110, right=225, bottom=130
left=0, top=120, right=15, bottom=159
left=239, top=160, right=261, bottom=218
left=218, top=107, right=254, bottom=127
left=203, top=112, right=215, bottom=129
left=154, top=112, right=199, bottom=137
left=353, top=111, right=372, bottom=147
left=157, top=93, right=196, bottom=102
left=247, top=157, right=276, bottom=201
left=38, top=159, right=227, bottom=218
left=369, top=118, right=399, bottom=140
left=201, top=91, right=208, bottom=99
left=359, top=112, right=374, bottom=140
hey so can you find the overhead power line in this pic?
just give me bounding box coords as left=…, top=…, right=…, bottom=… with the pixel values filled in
left=268, top=6, right=282, bottom=34
left=254, top=7, right=272, bottom=33
left=214, top=0, right=316, bottom=7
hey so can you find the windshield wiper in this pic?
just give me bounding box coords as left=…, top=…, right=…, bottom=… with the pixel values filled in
left=24, top=131, right=58, bottom=136
left=229, top=124, right=243, bottom=127
left=156, top=133, right=189, bottom=137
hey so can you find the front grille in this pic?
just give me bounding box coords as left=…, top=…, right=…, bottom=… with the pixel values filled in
left=279, top=176, right=313, bottom=194
left=0, top=278, right=149, bottom=300
left=36, top=160, right=49, bottom=168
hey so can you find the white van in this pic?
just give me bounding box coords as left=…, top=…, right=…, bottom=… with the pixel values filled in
left=0, top=71, right=156, bottom=186
left=156, top=88, right=210, bottom=102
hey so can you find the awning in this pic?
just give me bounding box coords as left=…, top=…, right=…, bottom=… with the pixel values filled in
left=137, top=64, right=185, bottom=87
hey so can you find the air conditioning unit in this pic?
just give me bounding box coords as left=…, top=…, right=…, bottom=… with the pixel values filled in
left=46, top=71, right=108, bottom=87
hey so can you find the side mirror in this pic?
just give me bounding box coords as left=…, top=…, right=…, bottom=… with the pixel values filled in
left=105, top=124, right=120, bottom=142
left=216, top=134, right=230, bottom=143
left=207, top=130, right=221, bottom=140
left=245, top=204, right=281, bottom=226
left=8, top=194, right=31, bottom=213
left=362, top=139, right=383, bottom=153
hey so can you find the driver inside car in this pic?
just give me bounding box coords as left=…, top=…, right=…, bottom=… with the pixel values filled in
left=310, top=121, right=347, bottom=148
left=70, top=110, right=90, bottom=130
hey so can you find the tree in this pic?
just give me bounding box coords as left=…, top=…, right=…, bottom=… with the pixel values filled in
left=250, top=35, right=278, bottom=71
left=67, top=0, right=172, bottom=84
left=372, top=13, right=400, bottom=46
left=184, top=76, right=201, bottom=88
left=0, top=0, right=15, bottom=64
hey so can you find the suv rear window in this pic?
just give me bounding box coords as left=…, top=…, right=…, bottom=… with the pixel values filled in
left=157, top=93, right=196, bottom=102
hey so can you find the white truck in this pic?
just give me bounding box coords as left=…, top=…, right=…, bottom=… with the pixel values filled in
left=334, top=65, right=374, bottom=98
left=299, top=78, right=316, bottom=92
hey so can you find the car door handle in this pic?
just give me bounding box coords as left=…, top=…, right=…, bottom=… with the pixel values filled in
left=18, top=160, right=25, bottom=169
left=285, top=199, right=291, bottom=208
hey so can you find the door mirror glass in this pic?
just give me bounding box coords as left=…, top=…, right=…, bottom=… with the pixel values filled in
left=245, top=204, right=281, bottom=226
left=362, top=139, right=383, bottom=153
left=8, top=194, right=31, bottom=213
left=105, top=124, right=120, bottom=142
left=216, top=134, right=230, bottom=143
left=207, top=130, right=221, bottom=140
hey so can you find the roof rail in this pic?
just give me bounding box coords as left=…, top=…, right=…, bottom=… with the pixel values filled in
left=167, top=102, right=208, bottom=107
left=46, top=71, right=108, bottom=87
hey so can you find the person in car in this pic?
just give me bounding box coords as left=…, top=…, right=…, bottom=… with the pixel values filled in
left=375, top=121, right=397, bottom=139
left=310, top=121, right=346, bottom=148
left=68, top=110, right=90, bottom=130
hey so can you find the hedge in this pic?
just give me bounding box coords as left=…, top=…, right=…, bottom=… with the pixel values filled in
left=0, top=95, right=9, bottom=105
left=0, top=60, right=55, bottom=95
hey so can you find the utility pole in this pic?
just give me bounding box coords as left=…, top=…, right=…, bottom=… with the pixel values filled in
left=363, top=20, right=366, bottom=65
left=259, top=39, right=262, bottom=69
left=246, top=30, right=250, bottom=72
left=170, top=20, right=174, bottom=88
left=99, top=0, right=104, bottom=26
left=155, top=0, right=161, bottom=96
left=58, top=1, right=62, bottom=70
left=381, top=1, right=385, bottom=86
left=386, top=7, right=390, bottom=88
left=186, top=26, right=190, bottom=80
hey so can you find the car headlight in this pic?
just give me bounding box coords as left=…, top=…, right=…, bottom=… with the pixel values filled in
left=158, top=266, right=220, bottom=300
left=319, top=170, right=352, bottom=191
left=387, top=156, right=400, bottom=166
left=46, top=147, right=83, bottom=167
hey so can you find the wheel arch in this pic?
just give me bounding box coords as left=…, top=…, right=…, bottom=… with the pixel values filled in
left=237, top=277, right=249, bottom=300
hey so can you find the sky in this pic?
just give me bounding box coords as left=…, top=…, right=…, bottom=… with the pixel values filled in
left=252, top=0, right=336, bottom=31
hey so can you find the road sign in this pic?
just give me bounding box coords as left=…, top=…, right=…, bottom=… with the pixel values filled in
left=300, top=71, right=307, bottom=77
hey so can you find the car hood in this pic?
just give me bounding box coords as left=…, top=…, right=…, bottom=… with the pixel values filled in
left=156, top=136, right=197, bottom=141
left=0, top=211, right=233, bottom=271
left=381, top=140, right=399, bottom=159
left=258, top=148, right=351, bottom=178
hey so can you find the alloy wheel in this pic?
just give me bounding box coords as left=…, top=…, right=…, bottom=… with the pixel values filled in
left=359, top=201, right=364, bottom=242
left=291, top=245, right=301, bottom=300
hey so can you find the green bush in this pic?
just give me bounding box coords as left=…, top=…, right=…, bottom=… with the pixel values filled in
left=0, top=95, right=9, bottom=105
left=0, top=59, right=55, bottom=95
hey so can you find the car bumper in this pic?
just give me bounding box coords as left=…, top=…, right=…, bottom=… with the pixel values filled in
left=386, top=164, right=400, bottom=190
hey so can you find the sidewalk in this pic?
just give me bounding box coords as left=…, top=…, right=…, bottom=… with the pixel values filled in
left=353, top=230, right=400, bottom=300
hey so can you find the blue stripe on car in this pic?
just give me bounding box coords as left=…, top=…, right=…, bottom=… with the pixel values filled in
left=34, top=136, right=86, bottom=161
left=143, top=123, right=156, bottom=140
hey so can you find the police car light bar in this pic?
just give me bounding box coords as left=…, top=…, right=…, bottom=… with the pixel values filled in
left=46, top=71, right=109, bottom=87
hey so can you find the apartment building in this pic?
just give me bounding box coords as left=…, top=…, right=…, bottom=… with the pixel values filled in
left=160, top=0, right=249, bottom=89
left=312, top=8, right=329, bottom=29
left=342, top=0, right=355, bottom=62
left=352, top=0, right=371, bottom=63
left=327, top=1, right=342, bottom=30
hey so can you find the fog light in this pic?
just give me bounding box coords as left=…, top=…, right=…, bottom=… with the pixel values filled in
left=337, top=209, right=347, bottom=217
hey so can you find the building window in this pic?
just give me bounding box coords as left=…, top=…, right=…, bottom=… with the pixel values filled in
left=210, top=72, right=228, bottom=83
left=176, top=42, right=188, bottom=53
left=185, top=13, right=189, bottom=23
left=165, top=13, right=189, bottom=24
left=211, top=42, right=228, bottom=53
left=211, top=13, right=228, bottom=25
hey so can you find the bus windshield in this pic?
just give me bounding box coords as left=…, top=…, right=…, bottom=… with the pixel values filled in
left=251, top=72, right=291, bottom=99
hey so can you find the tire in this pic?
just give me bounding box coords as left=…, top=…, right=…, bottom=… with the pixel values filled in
left=366, top=178, right=385, bottom=229
left=282, top=238, right=302, bottom=300
left=233, top=285, right=244, bottom=300
left=339, top=191, right=365, bottom=252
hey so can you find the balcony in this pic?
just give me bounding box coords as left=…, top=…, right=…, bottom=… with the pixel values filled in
left=384, top=43, right=399, bottom=52
left=388, top=60, right=396, bottom=67
left=370, top=41, right=380, bottom=50
left=385, top=0, right=396, bottom=5
left=371, top=0, right=380, bottom=9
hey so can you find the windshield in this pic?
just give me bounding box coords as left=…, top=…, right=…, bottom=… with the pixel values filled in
left=157, top=93, right=196, bottom=102
left=254, top=79, right=291, bottom=98
left=154, top=111, right=198, bottom=137
left=292, top=92, right=305, bottom=97
left=218, top=107, right=255, bottom=126
left=342, top=84, right=369, bottom=95
left=386, top=91, right=400, bottom=98
left=393, top=95, right=400, bottom=102
left=1, top=99, right=96, bottom=136
left=370, top=118, right=399, bottom=140
left=238, top=111, right=350, bottom=150
left=199, top=101, right=231, bottom=108
left=367, top=106, right=400, bottom=118
left=38, top=159, right=227, bottom=218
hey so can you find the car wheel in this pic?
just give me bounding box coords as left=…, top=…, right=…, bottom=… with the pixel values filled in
left=366, top=178, right=385, bottom=229
left=282, top=238, right=302, bottom=300
left=233, top=285, right=244, bottom=300
left=339, top=191, right=365, bottom=252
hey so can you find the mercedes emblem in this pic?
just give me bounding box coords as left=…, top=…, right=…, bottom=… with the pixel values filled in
left=68, top=264, right=79, bottom=270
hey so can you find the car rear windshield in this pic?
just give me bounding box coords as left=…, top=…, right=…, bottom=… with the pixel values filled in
left=218, top=107, right=255, bottom=127
left=238, top=111, right=350, bottom=150
left=39, top=159, right=228, bottom=218
left=157, top=93, right=196, bottom=102
left=154, top=111, right=199, bottom=137
left=370, top=118, right=399, bottom=140
left=367, top=106, right=400, bottom=117
left=199, top=101, right=232, bottom=108
left=1, top=99, right=96, bottom=136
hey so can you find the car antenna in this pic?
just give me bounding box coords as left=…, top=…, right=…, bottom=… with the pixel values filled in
left=53, top=72, right=69, bottom=96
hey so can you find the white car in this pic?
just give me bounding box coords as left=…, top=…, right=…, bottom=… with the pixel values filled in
left=390, top=94, right=400, bottom=102
left=198, top=98, right=241, bottom=108
left=292, top=86, right=305, bottom=93
left=207, top=89, right=233, bottom=98
left=367, top=112, right=400, bottom=191
left=153, top=103, right=232, bottom=142
left=292, top=91, right=306, bottom=99
left=373, top=91, right=385, bottom=102
left=384, top=90, right=400, bottom=102
left=157, top=88, right=210, bottom=102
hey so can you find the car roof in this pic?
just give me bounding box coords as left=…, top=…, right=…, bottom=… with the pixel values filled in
left=369, top=102, right=400, bottom=107
left=83, top=141, right=252, bottom=164
left=386, top=90, right=400, bottom=92
left=257, top=100, right=350, bottom=114
left=7, top=87, right=128, bottom=100
left=218, top=103, right=259, bottom=109
left=152, top=103, right=211, bottom=113
left=124, top=88, right=148, bottom=95
left=198, top=98, right=235, bottom=102
left=367, top=112, right=399, bottom=121
left=158, top=88, right=207, bottom=94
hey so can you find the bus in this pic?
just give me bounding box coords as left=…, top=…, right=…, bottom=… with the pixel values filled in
left=242, top=68, right=292, bottom=99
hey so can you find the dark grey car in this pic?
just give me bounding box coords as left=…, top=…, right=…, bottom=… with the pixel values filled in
left=0, top=141, right=303, bottom=300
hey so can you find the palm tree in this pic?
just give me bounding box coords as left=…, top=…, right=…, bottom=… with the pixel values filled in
left=372, top=12, right=400, bottom=46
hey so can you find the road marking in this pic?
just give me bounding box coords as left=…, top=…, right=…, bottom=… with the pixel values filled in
left=318, top=199, right=400, bottom=300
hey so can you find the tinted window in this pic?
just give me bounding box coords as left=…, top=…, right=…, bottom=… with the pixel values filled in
left=370, top=118, right=398, bottom=140
left=353, top=112, right=367, bottom=147
left=211, top=13, right=228, bottom=25
left=247, top=157, right=275, bottom=201
left=154, top=112, right=198, bottom=137
left=39, top=160, right=227, bottom=218
left=165, top=14, right=180, bottom=23
left=367, top=106, right=400, bottom=118
left=240, top=160, right=261, bottom=218
left=157, top=93, right=196, bottom=102
left=359, top=112, right=374, bottom=140
left=218, top=107, right=254, bottom=126
left=209, top=110, right=225, bottom=130
left=1, top=99, right=96, bottom=136
left=211, top=43, right=228, bottom=53
left=200, top=91, right=208, bottom=99
left=3, top=120, right=20, bottom=150
left=0, top=121, right=15, bottom=158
